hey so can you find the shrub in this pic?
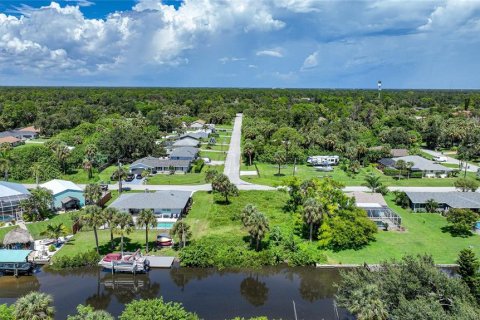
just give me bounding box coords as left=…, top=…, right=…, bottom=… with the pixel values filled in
left=446, top=209, right=479, bottom=237
left=409, top=171, right=423, bottom=178
left=288, top=243, right=326, bottom=267
left=120, top=298, right=199, bottom=320
left=48, top=245, right=56, bottom=252
left=51, top=250, right=100, bottom=269
left=192, top=158, right=205, bottom=173
left=0, top=304, right=14, bottom=320
left=67, top=304, right=114, bottom=320
left=383, top=168, right=400, bottom=176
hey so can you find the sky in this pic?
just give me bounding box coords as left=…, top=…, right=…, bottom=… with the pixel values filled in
left=0, top=0, right=480, bottom=88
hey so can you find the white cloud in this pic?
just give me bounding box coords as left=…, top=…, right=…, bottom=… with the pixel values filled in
left=256, top=48, right=284, bottom=58
left=0, top=0, right=285, bottom=78
left=219, top=57, right=246, bottom=64
left=301, top=51, right=319, bottom=70
left=65, top=0, right=95, bottom=7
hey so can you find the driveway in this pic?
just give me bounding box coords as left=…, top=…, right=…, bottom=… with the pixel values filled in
left=421, top=149, right=479, bottom=172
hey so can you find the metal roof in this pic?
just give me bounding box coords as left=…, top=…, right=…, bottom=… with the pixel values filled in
left=40, top=179, right=82, bottom=195
left=0, top=250, right=32, bottom=263
left=348, top=192, right=388, bottom=207
left=109, top=191, right=192, bottom=210
left=0, top=182, right=30, bottom=197
left=406, top=192, right=480, bottom=209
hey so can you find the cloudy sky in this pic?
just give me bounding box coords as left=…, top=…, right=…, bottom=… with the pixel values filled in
left=1, top=0, right=479, bottom=88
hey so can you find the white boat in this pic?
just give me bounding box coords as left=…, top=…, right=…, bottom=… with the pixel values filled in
left=99, top=250, right=150, bottom=273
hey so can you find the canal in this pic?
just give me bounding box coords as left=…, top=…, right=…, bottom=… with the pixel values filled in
left=0, top=266, right=351, bottom=320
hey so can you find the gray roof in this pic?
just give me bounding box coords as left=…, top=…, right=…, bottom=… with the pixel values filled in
left=348, top=192, right=388, bottom=207
left=109, top=191, right=192, bottom=210
left=0, top=130, right=37, bottom=139
left=380, top=155, right=451, bottom=172
left=169, top=147, right=198, bottom=159
left=131, top=157, right=191, bottom=169
left=181, top=132, right=208, bottom=140
left=173, top=138, right=199, bottom=147
left=406, top=192, right=480, bottom=209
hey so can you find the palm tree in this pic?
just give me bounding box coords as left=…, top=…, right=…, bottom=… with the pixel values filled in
left=425, top=199, right=438, bottom=213
left=394, top=159, right=407, bottom=179
left=243, top=140, right=255, bottom=166
left=14, top=291, right=54, bottom=320
left=84, top=183, right=102, bottom=205
left=31, top=162, right=43, bottom=186
left=405, top=161, right=414, bottom=179
left=113, top=165, right=127, bottom=193
left=241, top=204, right=258, bottom=225
left=170, top=220, right=192, bottom=248
left=137, top=209, right=157, bottom=253
left=102, top=207, right=119, bottom=250
left=302, top=198, right=323, bottom=242
left=244, top=211, right=269, bottom=251
left=83, top=159, right=94, bottom=179
left=113, top=212, right=134, bottom=255
left=363, top=173, right=382, bottom=193
left=0, top=157, right=10, bottom=181
left=55, top=143, right=70, bottom=174
left=85, top=144, right=97, bottom=161
left=40, top=223, right=69, bottom=244
left=81, top=205, right=105, bottom=254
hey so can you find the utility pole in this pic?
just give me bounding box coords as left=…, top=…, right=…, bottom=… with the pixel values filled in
left=118, top=159, right=122, bottom=194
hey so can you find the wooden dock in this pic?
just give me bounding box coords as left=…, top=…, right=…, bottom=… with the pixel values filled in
left=146, top=256, right=175, bottom=268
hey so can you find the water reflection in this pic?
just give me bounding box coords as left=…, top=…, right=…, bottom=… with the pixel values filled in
left=240, top=275, right=269, bottom=306
left=0, top=274, right=40, bottom=298
left=0, top=266, right=349, bottom=320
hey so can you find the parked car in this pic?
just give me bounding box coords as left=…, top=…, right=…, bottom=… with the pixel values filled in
left=125, top=174, right=135, bottom=182
left=136, top=174, right=142, bottom=179
left=121, top=186, right=131, bottom=192
left=100, top=183, right=108, bottom=191
left=433, top=156, right=448, bottom=162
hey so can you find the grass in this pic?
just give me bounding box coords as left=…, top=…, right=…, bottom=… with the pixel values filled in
left=185, top=191, right=480, bottom=264
left=200, top=144, right=228, bottom=151
left=0, top=226, right=15, bottom=243
left=325, top=194, right=480, bottom=264
left=240, top=163, right=477, bottom=187
left=184, top=191, right=291, bottom=241
left=54, top=229, right=173, bottom=258
left=26, top=213, right=76, bottom=239
left=201, top=150, right=227, bottom=161
left=48, top=189, right=480, bottom=265
left=146, top=165, right=224, bottom=185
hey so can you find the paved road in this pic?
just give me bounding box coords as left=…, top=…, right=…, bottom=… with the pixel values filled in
left=224, top=113, right=249, bottom=185
left=421, top=149, right=479, bottom=172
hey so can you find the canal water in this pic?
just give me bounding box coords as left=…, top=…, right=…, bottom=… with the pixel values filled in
left=0, top=266, right=351, bottom=320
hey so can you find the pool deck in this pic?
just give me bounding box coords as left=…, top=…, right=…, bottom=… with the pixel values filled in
left=147, top=256, right=175, bottom=268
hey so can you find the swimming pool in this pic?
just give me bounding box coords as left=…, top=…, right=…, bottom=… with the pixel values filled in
left=157, top=222, right=175, bottom=229
left=0, top=215, right=14, bottom=222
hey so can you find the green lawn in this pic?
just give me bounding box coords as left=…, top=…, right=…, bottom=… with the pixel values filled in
left=186, top=191, right=480, bottom=264
left=54, top=229, right=175, bottom=258
left=200, top=150, right=227, bottom=161
left=26, top=213, right=76, bottom=239
left=200, top=144, right=228, bottom=151
left=184, top=191, right=291, bottom=241
left=240, top=163, right=477, bottom=187
left=0, top=226, right=15, bottom=243
left=146, top=165, right=224, bottom=185
left=325, top=194, right=480, bottom=264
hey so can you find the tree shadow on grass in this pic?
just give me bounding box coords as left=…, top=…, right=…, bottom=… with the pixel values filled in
left=273, top=173, right=286, bottom=177
left=440, top=225, right=473, bottom=238
left=97, top=236, right=147, bottom=255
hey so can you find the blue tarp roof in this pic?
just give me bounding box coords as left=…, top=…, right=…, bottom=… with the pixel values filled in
left=0, top=250, right=32, bottom=263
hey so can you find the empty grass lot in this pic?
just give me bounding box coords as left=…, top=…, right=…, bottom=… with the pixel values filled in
left=240, top=163, right=477, bottom=187
left=185, top=191, right=480, bottom=264
left=201, top=150, right=227, bottom=161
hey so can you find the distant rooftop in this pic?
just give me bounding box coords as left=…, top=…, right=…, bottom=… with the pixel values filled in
left=406, top=192, right=480, bottom=209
